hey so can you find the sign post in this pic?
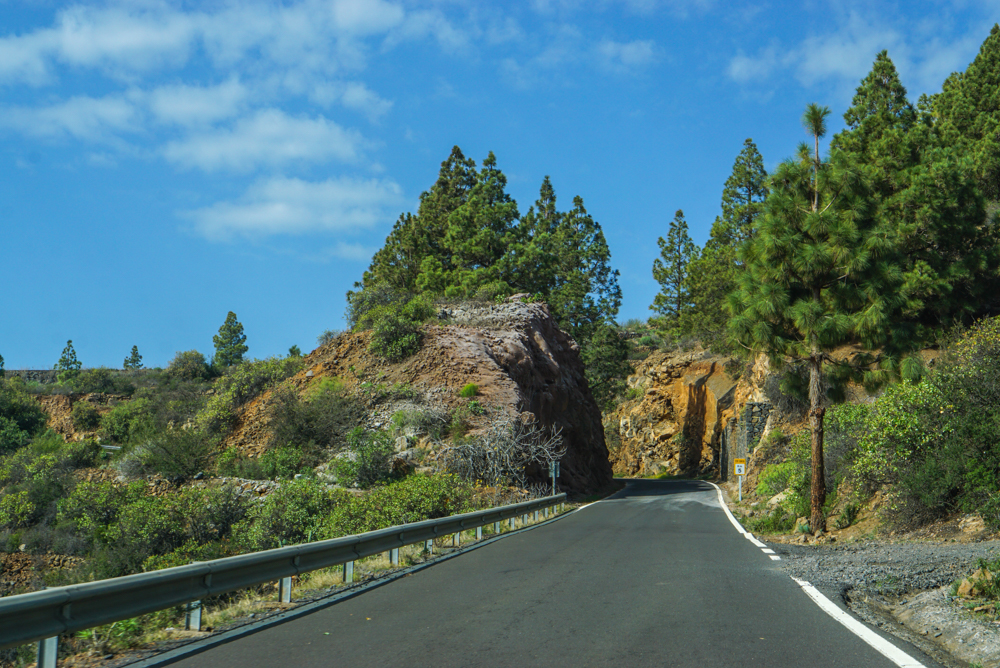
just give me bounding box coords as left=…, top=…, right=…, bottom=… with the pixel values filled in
left=549, top=460, right=560, bottom=496
left=734, top=458, right=746, bottom=502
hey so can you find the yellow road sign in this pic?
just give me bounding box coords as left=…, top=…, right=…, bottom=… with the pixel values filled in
left=734, top=458, right=746, bottom=476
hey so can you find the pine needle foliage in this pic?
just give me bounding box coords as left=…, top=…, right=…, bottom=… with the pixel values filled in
left=651, top=209, right=696, bottom=338
left=728, top=103, right=911, bottom=531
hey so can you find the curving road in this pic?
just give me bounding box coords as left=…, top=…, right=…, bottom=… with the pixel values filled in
left=155, top=480, right=943, bottom=668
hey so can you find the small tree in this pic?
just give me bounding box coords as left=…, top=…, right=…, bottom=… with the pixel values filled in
left=651, top=210, right=697, bottom=339
left=288, top=345, right=302, bottom=358
left=213, top=311, right=248, bottom=368
left=0, top=353, right=4, bottom=379
left=123, top=345, right=143, bottom=370
left=55, top=340, right=83, bottom=385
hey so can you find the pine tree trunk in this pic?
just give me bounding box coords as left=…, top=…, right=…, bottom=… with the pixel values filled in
left=809, top=350, right=826, bottom=533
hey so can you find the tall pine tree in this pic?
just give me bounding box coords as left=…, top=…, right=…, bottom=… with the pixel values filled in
left=213, top=312, right=248, bottom=368
left=651, top=210, right=696, bottom=339
left=834, top=50, right=1000, bottom=333
left=680, top=139, right=768, bottom=345
left=729, top=104, right=909, bottom=532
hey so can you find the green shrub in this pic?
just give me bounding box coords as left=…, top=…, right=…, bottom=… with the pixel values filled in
left=742, top=508, right=796, bottom=534
left=755, top=461, right=798, bottom=499
left=333, top=428, right=398, bottom=489
left=72, top=367, right=135, bottom=395
left=58, top=480, right=148, bottom=544
left=0, top=491, right=34, bottom=529
left=322, top=473, right=478, bottom=538
left=167, top=350, right=211, bottom=381
left=267, top=379, right=362, bottom=453
left=71, top=402, right=101, bottom=431
left=99, top=398, right=154, bottom=444
left=835, top=503, right=861, bottom=529
left=345, top=283, right=409, bottom=329
left=217, top=446, right=308, bottom=480
left=120, top=429, right=213, bottom=479
left=459, top=383, right=479, bottom=398
left=0, top=378, right=48, bottom=453
left=197, top=357, right=303, bottom=434
left=235, top=478, right=346, bottom=551
left=355, top=293, right=434, bottom=362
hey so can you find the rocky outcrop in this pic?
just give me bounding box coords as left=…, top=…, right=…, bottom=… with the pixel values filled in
left=609, top=351, right=737, bottom=478
left=225, top=300, right=612, bottom=495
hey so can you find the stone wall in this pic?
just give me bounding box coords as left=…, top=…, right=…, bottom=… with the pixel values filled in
left=720, top=401, right=772, bottom=481
left=5, top=370, right=60, bottom=384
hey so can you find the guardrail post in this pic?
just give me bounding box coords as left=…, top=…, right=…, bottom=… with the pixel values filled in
left=36, top=636, right=57, bottom=668
left=494, top=521, right=500, bottom=534
left=508, top=517, right=515, bottom=530
left=476, top=526, right=482, bottom=540
left=452, top=532, right=460, bottom=547
left=534, top=510, right=539, bottom=522
left=185, top=600, right=202, bottom=631
left=343, top=561, right=354, bottom=584
left=544, top=507, right=549, bottom=519
left=560, top=502, right=565, bottom=513
left=424, top=539, right=433, bottom=555
left=390, top=548, right=399, bottom=566
left=279, top=577, right=292, bottom=603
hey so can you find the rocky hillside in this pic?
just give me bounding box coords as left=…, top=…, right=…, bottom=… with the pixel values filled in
left=225, top=300, right=613, bottom=495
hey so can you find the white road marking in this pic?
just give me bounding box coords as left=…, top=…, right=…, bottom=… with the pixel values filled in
left=709, top=481, right=926, bottom=666
left=791, top=578, right=926, bottom=668
left=762, top=548, right=775, bottom=554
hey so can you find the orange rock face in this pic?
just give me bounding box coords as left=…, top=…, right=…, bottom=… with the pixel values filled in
left=610, top=351, right=737, bottom=478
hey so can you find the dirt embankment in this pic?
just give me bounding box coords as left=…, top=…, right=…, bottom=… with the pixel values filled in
left=224, top=300, right=612, bottom=495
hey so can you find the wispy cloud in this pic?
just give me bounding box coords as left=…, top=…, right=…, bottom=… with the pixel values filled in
left=725, top=9, right=995, bottom=100
left=162, top=109, right=366, bottom=172
left=0, top=94, right=139, bottom=141
left=147, top=78, right=249, bottom=127
left=183, top=175, right=404, bottom=240
left=597, top=38, right=658, bottom=72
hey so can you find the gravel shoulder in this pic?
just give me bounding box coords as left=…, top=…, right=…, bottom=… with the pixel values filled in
left=770, top=538, right=1000, bottom=667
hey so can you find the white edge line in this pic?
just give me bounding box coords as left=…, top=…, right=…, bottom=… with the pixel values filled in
left=791, top=577, right=925, bottom=668
left=707, top=481, right=749, bottom=534
left=709, top=482, right=924, bottom=668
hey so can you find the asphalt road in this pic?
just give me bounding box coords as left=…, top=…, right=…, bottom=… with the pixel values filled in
left=163, top=480, right=943, bottom=667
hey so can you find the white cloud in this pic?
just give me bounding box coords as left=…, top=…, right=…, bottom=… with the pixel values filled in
left=162, top=109, right=365, bottom=172
left=725, top=10, right=998, bottom=99
left=183, top=175, right=404, bottom=240
left=597, top=39, right=658, bottom=71
left=0, top=94, right=139, bottom=141
left=309, top=81, right=393, bottom=121
left=148, top=78, right=249, bottom=127
left=331, top=0, right=405, bottom=36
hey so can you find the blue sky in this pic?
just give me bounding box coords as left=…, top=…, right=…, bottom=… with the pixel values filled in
left=2, top=0, right=998, bottom=369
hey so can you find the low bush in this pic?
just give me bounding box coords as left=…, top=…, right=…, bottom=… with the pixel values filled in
left=742, top=508, right=796, bottom=534
left=333, top=428, right=398, bottom=489
left=217, top=446, right=310, bottom=480
left=459, top=383, right=479, bottom=398
left=119, top=429, right=214, bottom=479
left=72, top=367, right=135, bottom=395
left=267, top=378, right=362, bottom=453
left=71, top=402, right=101, bottom=431
left=196, top=357, right=303, bottom=434
left=167, top=350, right=212, bottom=381
left=322, top=473, right=478, bottom=538
left=234, top=478, right=346, bottom=551
left=0, top=378, right=48, bottom=453
left=99, top=398, right=154, bottom=444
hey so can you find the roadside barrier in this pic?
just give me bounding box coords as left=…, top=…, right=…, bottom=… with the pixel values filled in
left=0, top=493, right=567, bottom=665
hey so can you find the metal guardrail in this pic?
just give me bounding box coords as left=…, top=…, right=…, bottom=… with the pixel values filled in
left=0, top=493, right=566, bottom=653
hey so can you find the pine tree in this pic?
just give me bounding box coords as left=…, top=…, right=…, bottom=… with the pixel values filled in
left=581, top=321, right=631, bottom=411
left=0, top=353, right=4, bottom=379
left=55, top=340, right=82, bottom=385
left=835, top=50, right=1000, bottom=332
left=728, top=104, right=910, bottom=533
left=123, top=345, right=143, bottom=370
left=933, top=25, right=1000, bottom=201
left=213, top=312, right=248, bottom=368
left=651, top=210, right=697, bottom=338
left=680, top=139, right=768, bottom=345
left=288, top=345, right=302, bottom=357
